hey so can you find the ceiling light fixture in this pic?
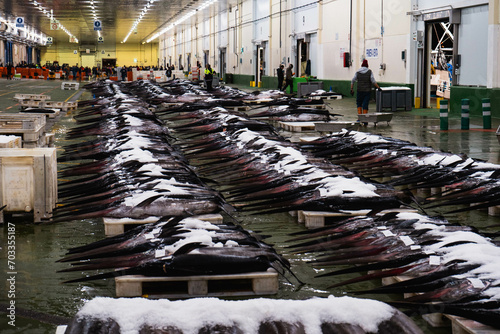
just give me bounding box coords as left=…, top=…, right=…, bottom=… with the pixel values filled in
left=30, top=0, right=78, bottom=43
left=146, top=0, right=218, bottom=43
left=122, top=0, right=157, bottom=43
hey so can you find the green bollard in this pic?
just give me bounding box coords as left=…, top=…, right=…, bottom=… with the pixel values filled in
left=440, top=99, right=448, bottom=130
left=482, top=98, right=491, bottom=129
left=461, top=99, right=470, bottom=130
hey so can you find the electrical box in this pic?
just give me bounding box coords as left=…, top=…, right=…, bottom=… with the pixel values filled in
left=412, top=31, right=423, bottom=42
left=343, top=52, right=350, bottom=68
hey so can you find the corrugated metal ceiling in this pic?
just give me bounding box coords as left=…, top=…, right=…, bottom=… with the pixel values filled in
left=0, top=0, right=231, bottom=45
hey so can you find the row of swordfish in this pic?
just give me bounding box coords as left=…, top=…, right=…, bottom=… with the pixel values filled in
left=56, top=81, right=299, bottom=285
left=55, top=79, right=500, bottom=328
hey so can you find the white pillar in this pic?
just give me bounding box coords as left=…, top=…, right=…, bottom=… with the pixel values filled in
left=487, top=0, right=500, bottom=88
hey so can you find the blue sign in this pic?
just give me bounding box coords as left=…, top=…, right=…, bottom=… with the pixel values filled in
left=98, top=36, right=104, bottom=43
left=366, top=48, right=379, bottom=59
left=94, top=20, right=102, bottom=31
left=16, top=17, right=24, bottom=28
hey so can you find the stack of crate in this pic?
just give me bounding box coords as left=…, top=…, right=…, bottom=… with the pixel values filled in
left=0, top=114, right=46, bottom=148
left=0, top=148, right=58, bottom=223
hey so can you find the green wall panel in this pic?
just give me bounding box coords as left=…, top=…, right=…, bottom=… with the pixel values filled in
left=450, top=86, right=500, bottom=117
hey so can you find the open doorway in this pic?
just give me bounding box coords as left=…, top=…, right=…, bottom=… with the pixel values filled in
left=426, top=20, right=454, bottom=108
left=296, top=39, right=308, bottom=77
left=255, top=44, right=266, bottom=85
left=219, top=48, right=226, bottom=79
left=203, top=51, right=209, bottom=67
left=102, top=58, right=116, bottom=68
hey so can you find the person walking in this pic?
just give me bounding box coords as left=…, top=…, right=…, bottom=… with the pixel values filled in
left=350, top=59, right=381, bottom=116
left=282, top=64, right=294, bottom=94
left=204, top=64, right=215, bottom=91
left=276, top=64, right=284, bottom=91
left=71, top=64, right=78, bottom=80
left=6, top=63, right=13, bottom=80
left=166, top=65, right=172, bottom=80
left=121, top=66, right=127, bottom=81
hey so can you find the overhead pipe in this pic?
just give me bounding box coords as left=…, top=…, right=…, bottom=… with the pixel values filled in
left=349, top=0, right=352, bottom=67
left=234, top=3, right=239, bottom=69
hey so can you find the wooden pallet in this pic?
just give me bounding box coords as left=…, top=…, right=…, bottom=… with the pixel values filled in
left=13, top=94, right=51, bottom=102
left=278, top=121, right=316, bottom=132
left=309, top=94, right=343, bottom=100
left=298, top=208, right=418, bottom=228
left=103, top=213, right=224, bottom=236
left=488, top=205, right=500, bottom=216
left=61, top=82, right=79, bottom=90
left=62, top=101, right=78, bottom=111
left=225, top=105, right=249, bottom=112
left=115, top=268, right=279, bottom=298
left=305, top=104, right=326, bottom=109
left=242, top=99, right=273, bottom=104
left=448, top=315, right=500, bottom=334
left=314, top=121, right=359, bottom=132
left=381, top=276, right=500, bottom=332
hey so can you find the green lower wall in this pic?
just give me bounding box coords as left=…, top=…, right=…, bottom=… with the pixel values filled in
left=450, top=86, right=500, bottom=117
left=232, top=74, right=415, bottom=104
left=230, top=74, right=255, bottom=86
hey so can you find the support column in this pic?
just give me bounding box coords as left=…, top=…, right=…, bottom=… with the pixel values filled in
left=487, top=0, right=500, bottom=88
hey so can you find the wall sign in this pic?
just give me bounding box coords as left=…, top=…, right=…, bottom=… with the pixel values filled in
left=15, top=17, right=24, bottom=28
left=50, top=19, right=59, bottom=30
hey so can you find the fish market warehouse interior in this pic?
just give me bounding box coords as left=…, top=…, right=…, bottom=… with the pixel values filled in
left=1, top=0, right=500, bottom=333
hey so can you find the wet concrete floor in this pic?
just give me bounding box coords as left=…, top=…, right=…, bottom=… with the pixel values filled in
left=0, top=78, right=499, bottom=333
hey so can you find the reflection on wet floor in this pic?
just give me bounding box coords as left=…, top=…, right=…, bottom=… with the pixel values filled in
left=0, top=79, right=498, bottom=334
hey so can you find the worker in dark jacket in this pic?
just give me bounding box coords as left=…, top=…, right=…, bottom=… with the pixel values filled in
left=204, top=64, right=215, bottom=91
left=282, top=64, right=294, bottom=94
left=276, top=64, right=284, bottom=91
left=6, top=63, right=13, bottom=80
left=350, top=59, right=380, bottom=115
left=121, top=66, right=127, bottom=81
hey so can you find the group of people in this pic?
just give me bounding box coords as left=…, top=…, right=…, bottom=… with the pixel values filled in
left=276, top=59, right=380, bottom=115
left=276, top=63, right=294, bottom=94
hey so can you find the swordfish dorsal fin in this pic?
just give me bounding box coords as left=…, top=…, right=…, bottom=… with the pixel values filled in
left=136, top=194, right=163, bottom=208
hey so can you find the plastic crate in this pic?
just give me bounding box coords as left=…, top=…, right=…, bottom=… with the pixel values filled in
left=376, top=87, right=412, bottom=112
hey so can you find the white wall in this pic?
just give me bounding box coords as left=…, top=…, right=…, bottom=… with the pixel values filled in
left=203, top=19, right=210, bottom=51
left=254, top=0, right=270, bottom=42
left=155, top=0, right=492, bottom=89
left=293, top=0, right=318, bottom=34
left=321, top=0, right=352, bottom=80
left=219, top=10, right=228, bottom=48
